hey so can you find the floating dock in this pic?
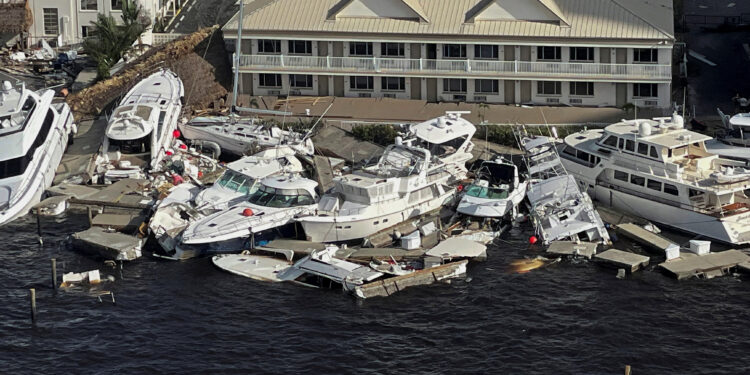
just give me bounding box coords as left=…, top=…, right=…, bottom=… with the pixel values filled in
left=71, top=227, right=143, bottom=261
left=659, top=250, right=750, bottom=280
left=546, top=241, right=598, bottom=259
left=594, top=249, right=650, bottom=273
left=615, top=223, right=676, bottom=253
left=353, top=260, right=468, bottom=299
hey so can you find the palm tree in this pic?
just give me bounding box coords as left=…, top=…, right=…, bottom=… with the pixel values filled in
left=83, top=0, right=147, bottom=79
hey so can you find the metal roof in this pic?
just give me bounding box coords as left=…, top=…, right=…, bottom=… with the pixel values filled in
left=224, top=0, right=674, bottom=41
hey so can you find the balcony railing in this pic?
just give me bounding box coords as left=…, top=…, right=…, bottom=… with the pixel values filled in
left=238, top=54, right=671, bottom=82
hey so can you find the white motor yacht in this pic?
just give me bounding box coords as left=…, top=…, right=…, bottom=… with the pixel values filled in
left=457, top=157, right=527, bottom=219
left=176, top=175, right=319, bottom=256
left=179, top=115, right=314, bottom=157
left=516, top=129, right=610, bottom=245
left=0, top=81, right=75, bottom=225
left=97, top=69, right=183, bottom=183
left=560, top=113, right=750, bottom=245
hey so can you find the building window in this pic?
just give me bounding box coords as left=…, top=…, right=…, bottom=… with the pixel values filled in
left=81, top=0, right=98, bottom=11
left=570, top=47, right=594, bottom=62
left=258, top=74, right=282, bottom=87
left=288, top=40, right=312, bottom=55
left=633, top=48, right=658, bottom=63
left=43, top=8, right=59, bottom=35
left=633, top=83, right=658, bottom=98
left=350, top=76, right=374, bottom=90
left=258, top=40, right=281, bottom=54
left=474, top=45, right=498, bottom=59
left=537, top=81, right=561, bottom=96
left=647, top=179, right=662, bottom=191
left=381, top=43, right=404, bottom=57
left=81, top=26, right=95, bottom=38
left=570, top=82, right=594, bottom=96
left=443, top=79, right=467, bottom=93
left=289, top=74, right=313, bottom=88
left=111, top=0, right=124, bottom=10
left=381, top=77, right=405, bottom=91
left=475, top=79, right=498, bottom=94
left=614, top=170, right=628, bottom=182
left=350, top=42, right=373, bottom=56
left=537, top=46, right=561, bottom=61
left=443, top=44, right=466, bottom=59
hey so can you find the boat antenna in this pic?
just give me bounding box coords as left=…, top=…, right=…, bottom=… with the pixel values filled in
left=231, top=0, right=244, bottom=113
left=302, top=103, right=333, bottom=141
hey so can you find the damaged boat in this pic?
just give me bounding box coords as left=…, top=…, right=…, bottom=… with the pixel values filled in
left=0, top=80, right=76, bottom=225
left=515, top=127, right=610, bottom=245
left=457, top=157, right=527, bottom=221
left=96, top=69, right=184, bottom=183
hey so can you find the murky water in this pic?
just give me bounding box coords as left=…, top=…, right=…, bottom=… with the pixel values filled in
left=1, top=214, right=749, bottom=374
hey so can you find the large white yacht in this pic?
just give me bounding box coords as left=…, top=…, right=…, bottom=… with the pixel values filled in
left=97, top=69, right=183, bottom=182
left=179, top=116, right=314, bottom=157
left=177, top=175, right=319, bottom=256
left=560, top=114, right=750, bottom=245
left=0, top=81, right=75, bottom=225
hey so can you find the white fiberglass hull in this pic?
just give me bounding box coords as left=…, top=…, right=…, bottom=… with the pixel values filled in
left=595, top=185, right=750, bottom=245
left=456, top=184, right=527, bottom=219
left=179, top=122, right=254, bottom=156
left=0, top=105, right=72, bottom=225
left=299, top=191, right=455, bottom=243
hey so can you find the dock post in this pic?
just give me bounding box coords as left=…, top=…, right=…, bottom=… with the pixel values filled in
left=29, top=288, right=37, bottom=324
left=51, top=258, right=57, bottom=290
left=87, top=206, right=93, bottom=226
left=625, top=365, right=631, bottom=375
left=36, top=207, right=43, bottom=245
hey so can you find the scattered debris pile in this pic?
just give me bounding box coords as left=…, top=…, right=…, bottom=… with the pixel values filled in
left=0, top=0, right=32, bottom=40
left=66, top=25, right=225, bottom=119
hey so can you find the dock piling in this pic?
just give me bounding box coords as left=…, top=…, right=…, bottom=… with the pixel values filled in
left=625, top=365, right=631, bottom=375
left=51, top=258, right=57, bottom=290
left=29, top=288, right=37, bottom=324
left=36, top=207, right=43, bottom=245
left=87, top=206, right=93, bottom=226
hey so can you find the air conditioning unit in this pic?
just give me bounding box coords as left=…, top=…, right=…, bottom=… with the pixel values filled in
left=383, top=93, right=397, bottom=98
left=545, top=97, right=560, bottom=104
left=268, top=90, right=281, bottom=95
left=570, top=98, right=583, bottom=104
left=473, top=95, right=487, bottom=102
left=452, top=94, right=466, bottom=101
left=358, top=92, right=372, bottom=98
left=644, top=100, right=658, bottom=106
left=290, top=90, right=302, bottom=96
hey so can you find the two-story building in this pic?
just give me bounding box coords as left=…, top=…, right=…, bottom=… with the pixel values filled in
left=26, top=0, right=180, bottom=46
left=223, top=0, right=674, bottom=109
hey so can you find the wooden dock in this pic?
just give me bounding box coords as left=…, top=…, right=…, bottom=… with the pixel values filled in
left=615, top=223, right=676, bottom=253
left=352, top=260, right=468, bottom=299
left=594, top=249, right=650, bottom=273
left=659, top=250, right=750, bottom=280
left=71, top=227, right=143, bottom=261
left=546, top=241, right=598, bottom=259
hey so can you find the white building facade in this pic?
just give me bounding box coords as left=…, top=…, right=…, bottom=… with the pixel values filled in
left=224, top=0, right=675, bottom=109
left=27, top=0, right=179, bottom=46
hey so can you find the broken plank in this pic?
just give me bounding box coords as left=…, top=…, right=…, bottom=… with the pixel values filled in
left=353, top=260, right=467, bottom=299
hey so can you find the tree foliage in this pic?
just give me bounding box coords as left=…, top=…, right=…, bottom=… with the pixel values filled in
left=351, top=124, right=400, bottom=146
left=83, top=1, right=148, bottom=79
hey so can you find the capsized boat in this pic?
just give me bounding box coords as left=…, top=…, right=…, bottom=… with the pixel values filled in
left=179, top=115, right=314, bottom=157
left=96, top=69, right=183, bottom=183
left=515, top=127, right=610, bottom=246
left=457, top=157, right=527, bottom=219
left=0, top=81, right=76, bottom=225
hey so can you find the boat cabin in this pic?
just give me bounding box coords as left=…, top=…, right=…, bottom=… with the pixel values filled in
left=408, top=111, right=475, bottom=160
left=246, top=175, right=318, bottom=209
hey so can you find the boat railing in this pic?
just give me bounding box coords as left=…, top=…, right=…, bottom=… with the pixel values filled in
left=600, top=180, right=723, bottom=215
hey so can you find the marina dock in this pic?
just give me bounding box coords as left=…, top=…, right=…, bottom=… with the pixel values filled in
left=615, top=223, right=676, bottom=254
left=595, top=249, right=651, bottom=273
left=659, top=250, right=750, bottom=280
left=546, top=241, right=598, bottom=259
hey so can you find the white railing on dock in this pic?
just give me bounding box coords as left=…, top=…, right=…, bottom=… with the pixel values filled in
left=238, top=54, right=672, bottom=82
left=152, top=33, right=185, bottom=46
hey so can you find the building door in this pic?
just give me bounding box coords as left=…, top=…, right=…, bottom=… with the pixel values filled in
left=318, top=76, right=329, bottom=96
left=426, top=78, right=437, bottom=102
left=504, top=80, right=515, bottom=103
left=410, top=43, right=421, bottom=59
left=333, top=76, right=344, bottom=96
left=616, top=83, right=627, bottom=107
left=318, top=41, right=328, bottom=56
left=411, top=78, right=421, bottom=100
left=615, top=48, right=627, bottom=64
left=504, top=46, right=515, bottom=60
left=332, top=42, right=343, bottom=57
left=520, top=46, right=531, bottom=61
left=600, top=48, right=611, bottom=64
left=427, top=44, right=437, bottom=59
left=520, top=81, right=531, bottom=102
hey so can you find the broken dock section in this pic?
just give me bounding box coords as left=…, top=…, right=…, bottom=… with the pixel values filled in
left=659, top=250, right=750, bottom=280
left=595, top=249, right=650, bottom=273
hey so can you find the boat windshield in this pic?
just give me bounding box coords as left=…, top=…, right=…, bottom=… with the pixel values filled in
left=216, top=170, right=255, bottom=194
left=108, top=134, right=151, bottom=154
left=465, top=185, right=509, bottom=199
left=248, top=185, right=315, bottom=208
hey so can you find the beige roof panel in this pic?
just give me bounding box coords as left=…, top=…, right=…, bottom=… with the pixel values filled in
left=225, top=0, right=674, bottom=41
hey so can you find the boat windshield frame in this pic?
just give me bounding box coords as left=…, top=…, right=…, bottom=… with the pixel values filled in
left=247, top=184, right=316, bottom=208
left=465, top=184, right=510, bottom=200
left=216, top=170, right=256, bottom=195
